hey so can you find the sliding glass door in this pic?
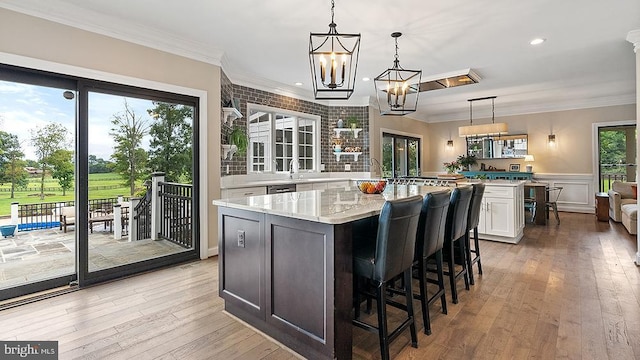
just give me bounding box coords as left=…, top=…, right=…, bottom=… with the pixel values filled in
left=382, top=132, right=421, bottom=178
left=0, top=66, right=77, bottom=301
left=0, top=64, right=200, bottom=300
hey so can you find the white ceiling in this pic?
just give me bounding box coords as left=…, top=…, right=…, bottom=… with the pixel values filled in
left=1, top=0, right=639, bottom=122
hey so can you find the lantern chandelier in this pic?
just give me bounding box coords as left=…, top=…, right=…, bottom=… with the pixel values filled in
left=458, top=96, right=508, bottom=137
left=309, top=0, right=361, bottom=100
left=374, top=32, right=422, bottom=116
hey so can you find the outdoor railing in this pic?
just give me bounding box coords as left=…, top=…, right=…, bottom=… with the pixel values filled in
left=15, top=197, right=129, bottom=231
left=599, top=173, right=628, bottom=192
left=134, top=189, right=152, bottom=240
left=158, top=182, right=192, bottom=248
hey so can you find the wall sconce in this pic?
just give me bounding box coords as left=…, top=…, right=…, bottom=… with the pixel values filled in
left=548, top=134, right=556, bottom=147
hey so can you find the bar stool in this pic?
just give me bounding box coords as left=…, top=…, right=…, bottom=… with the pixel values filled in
left=465, top=183, right=485, bottom=285
left=443, top=186, right=473, bottom=304
left=352, top=195, right=423, bottom=360
left=412, top=190, right=451, bottom=335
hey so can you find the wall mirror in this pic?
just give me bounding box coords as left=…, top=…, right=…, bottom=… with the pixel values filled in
left=466, top=134, right=528, bottom=159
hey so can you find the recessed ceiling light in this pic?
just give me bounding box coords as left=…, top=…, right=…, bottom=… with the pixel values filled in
left=294, top=82, right=303, bottom=86
left=530, top=38, right=546, bottom=45
left=362, top=77, right=370, bottom=82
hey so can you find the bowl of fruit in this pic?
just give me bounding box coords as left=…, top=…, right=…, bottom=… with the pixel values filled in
left=357, top=179, right=387, bottom=194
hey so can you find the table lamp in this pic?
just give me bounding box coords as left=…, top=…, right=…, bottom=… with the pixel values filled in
left=524, top=154, right=535, bottom=172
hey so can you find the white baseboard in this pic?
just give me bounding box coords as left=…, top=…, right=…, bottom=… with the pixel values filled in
left=207, top=246, right=218, bottom=258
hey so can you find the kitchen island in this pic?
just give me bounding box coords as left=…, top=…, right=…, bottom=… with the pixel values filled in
left=212, top=184, right=449, bottom=360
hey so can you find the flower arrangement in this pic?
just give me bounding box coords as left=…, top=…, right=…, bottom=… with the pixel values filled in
left=443, top=160, right=461, bottom=174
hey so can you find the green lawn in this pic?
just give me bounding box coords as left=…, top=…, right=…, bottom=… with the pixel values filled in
left=0, top=173, right=138, bottom=216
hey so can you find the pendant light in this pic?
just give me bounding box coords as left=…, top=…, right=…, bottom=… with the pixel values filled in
left=309, top=0, right=361, bottom=100
left=458, top=96, right=508, bottom=137
left=374, top=32, right=422, bottom=116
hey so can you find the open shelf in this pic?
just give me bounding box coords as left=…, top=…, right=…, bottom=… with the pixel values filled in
left=334, top=152, right=362, bottom=162
left=221, top=144, right=237, bottom=159
left=333, top=128, right=362, bottom=139
left=222, top=107, right=243, bottom=125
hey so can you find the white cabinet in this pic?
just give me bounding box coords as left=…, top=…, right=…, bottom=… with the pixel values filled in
left=296, top=183, right=314, bottom=192
left=221, top=186, right=267, bottom=199
left=477, top=183, right=524, bottom=244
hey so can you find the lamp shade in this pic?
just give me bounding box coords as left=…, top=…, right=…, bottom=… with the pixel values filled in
left=458, top=122, right=508, bottom=137
left=524, top=154, right=535, bottom=162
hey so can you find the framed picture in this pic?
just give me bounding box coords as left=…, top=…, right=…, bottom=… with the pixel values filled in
left=509, top=164, right=521, bottom=172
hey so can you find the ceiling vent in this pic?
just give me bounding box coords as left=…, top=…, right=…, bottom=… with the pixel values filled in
left=418, top=68, right=480, bottom=92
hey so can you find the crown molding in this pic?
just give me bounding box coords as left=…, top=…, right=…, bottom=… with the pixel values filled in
left=0, top=2, right=224, bottom=66
left=426, top=93, right=636, bottom=123
left=627, top=29, right=640, bottom=53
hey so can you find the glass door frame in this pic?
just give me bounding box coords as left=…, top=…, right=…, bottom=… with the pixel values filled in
left=77, top=80, right=200, bottom=287
left=0, top=64, right=78, bottom=301
left=382, top=132, right=422, bottom=178
left=593, top=121, right=637, bottom=193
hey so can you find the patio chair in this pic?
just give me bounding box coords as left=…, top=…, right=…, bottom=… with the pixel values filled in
left=59, top=206, right=75, bottom=233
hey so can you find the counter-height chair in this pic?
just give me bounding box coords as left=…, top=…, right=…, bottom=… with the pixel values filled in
left=465, top=183, right=485, bottom=285
left=443, top=186, right=473, bottom=304
left=352, top=195, right=423, bottom=360
left=412, top=190, right=451, bottom=335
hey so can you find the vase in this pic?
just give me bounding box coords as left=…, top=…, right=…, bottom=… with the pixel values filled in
left=337, top=119, right=343, bottom=128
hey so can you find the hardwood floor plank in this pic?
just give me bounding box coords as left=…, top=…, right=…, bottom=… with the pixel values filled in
left=0, top=213, right=638, bottom=359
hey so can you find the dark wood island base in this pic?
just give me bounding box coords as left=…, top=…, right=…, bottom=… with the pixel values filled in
left=218, top=207, right=354, bottom=360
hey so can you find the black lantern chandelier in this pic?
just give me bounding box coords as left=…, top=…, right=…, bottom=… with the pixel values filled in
left=374, top=32, right=422, bottom=116
left=309, top=0, right=361, bottom=100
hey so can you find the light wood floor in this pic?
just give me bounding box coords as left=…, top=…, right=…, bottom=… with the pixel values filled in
left=0, top=212, right=638, bottom=359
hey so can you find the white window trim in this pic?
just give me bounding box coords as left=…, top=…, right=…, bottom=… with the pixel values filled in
left=246, top=103, right=321, bottom=174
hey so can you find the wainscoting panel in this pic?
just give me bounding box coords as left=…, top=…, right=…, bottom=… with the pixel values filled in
left=533, top=173, right=595, bottom=213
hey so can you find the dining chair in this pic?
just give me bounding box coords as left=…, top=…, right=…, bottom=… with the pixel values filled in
left=546, top=186, right=563, bottom=224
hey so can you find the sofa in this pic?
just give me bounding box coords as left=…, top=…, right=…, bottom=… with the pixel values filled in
left=608, top=181, right=637, bottom=234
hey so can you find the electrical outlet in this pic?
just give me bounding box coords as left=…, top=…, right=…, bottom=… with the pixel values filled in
left=344, top=163, right=351, bottom=171
left=320, top=163, right=325, bottom=171
left=237, top=230, right=245, bottom=248
left=226, top=164, right=230, bottom=174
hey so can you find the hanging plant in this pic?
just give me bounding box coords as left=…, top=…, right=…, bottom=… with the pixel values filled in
left=229, top=126, right=248, bottom=156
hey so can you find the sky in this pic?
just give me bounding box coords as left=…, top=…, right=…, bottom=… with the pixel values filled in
left=0, top=80, right=154, bottom=161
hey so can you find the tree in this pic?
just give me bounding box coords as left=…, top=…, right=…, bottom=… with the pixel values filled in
left=50, top=149, right=74, bottom=196
left=0, top=131, right=28, bottom=198
left=88, top=155, right=113, bottom=174
left=147, top=102, right=193, bottom=182
left=30, top=122, right=70, bottom=200
left=110, top=100, right=149, bottom=195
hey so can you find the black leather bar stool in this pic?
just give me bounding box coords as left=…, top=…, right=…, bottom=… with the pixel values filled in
left=465, top=183, right=485, bottom=285
left=352, top=195, right=423, bottom=360
left=412, top=190, right=451, bottom=335
left=443, top=186, right=473, bottom=304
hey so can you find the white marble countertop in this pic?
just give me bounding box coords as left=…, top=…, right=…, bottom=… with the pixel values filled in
left=212, top=184, right=452, bottom=224
left=457, top=179, right=525, bottom=187
left=220, top=177, right=353, bottom=190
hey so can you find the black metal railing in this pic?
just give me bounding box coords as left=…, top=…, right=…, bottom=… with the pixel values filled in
left=16, top=197, right=129, bottom=231
left=17, top=201, right=72, bottom=230
left=158, top=182, right=192, bottom=248
left=599, top=173, right=628, bottom=192
left=134, top=189, right=152, bottom=240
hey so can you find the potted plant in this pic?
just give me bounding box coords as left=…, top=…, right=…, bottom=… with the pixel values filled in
left=456, top=154, right=477, bottom=171
left=229, top=125, right=248, bottom=156
left=346, top=116, right=358, bottom=130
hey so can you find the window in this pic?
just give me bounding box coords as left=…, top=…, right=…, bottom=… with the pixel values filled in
left=382, top=132, right=421, bottom=178
left=247, top=104, right=320, bottom=173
